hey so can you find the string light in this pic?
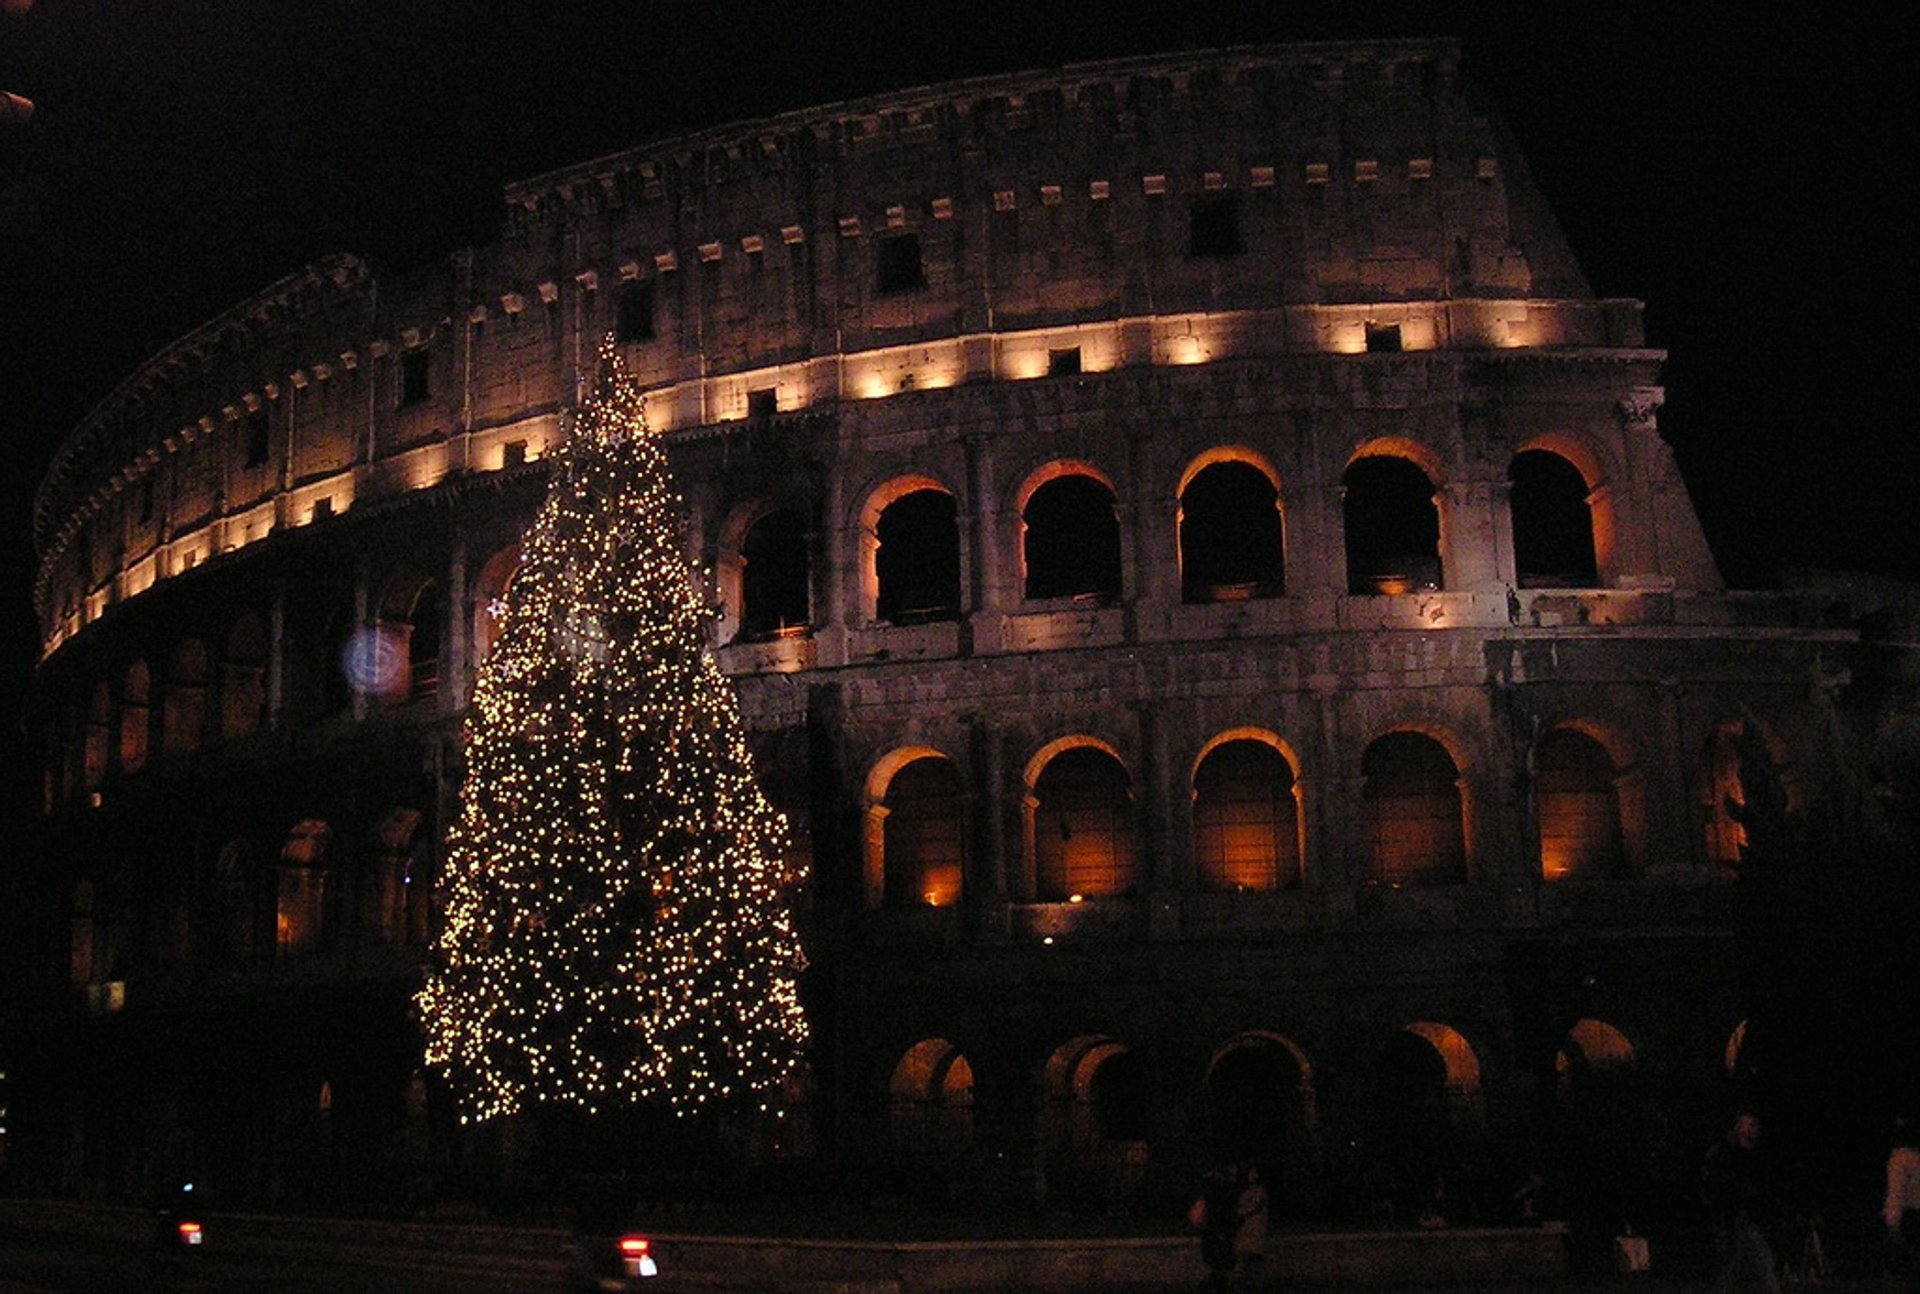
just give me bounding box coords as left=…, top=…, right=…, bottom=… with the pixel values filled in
left=418, top=338, right=810, bottom=1123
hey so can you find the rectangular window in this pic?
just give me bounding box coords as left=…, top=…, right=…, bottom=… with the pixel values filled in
left=747, top=388, right=779, bottom=420
left=616, top=281, right=656, bottom=343
left=1047, top=347, right=1082, bottom=376
left=1365, top=323, right=1403, bottom=353
left=400, top=347, right=431, bottom=407
left=1189, top=196, right=1243, bottom=257
left=875, top=233, right=926, bottom=295
left=137, top=479, right=155, bottom=524
left=244, top=408, right=272, bottom=467
left=501, top=439, right=528, bottom=469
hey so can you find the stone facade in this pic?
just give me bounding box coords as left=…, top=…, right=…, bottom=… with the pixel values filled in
left=16, top=40, right=1850, bottom=1218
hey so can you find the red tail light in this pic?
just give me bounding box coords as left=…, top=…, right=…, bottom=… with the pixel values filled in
left=177, top=1220, right=204, bottom=1245
left=618, top=1235, right=650, bottom=1257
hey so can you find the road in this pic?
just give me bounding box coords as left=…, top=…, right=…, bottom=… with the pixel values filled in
left=0, top=1222, right=570, bottom=1293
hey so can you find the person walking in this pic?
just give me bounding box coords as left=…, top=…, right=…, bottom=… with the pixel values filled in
left=1196, top=1162, right=1243, bottom=1293
left=1234, top=1166, right=1270, bottom=1289
left=1701, top=1111, right=1778, bottom=1294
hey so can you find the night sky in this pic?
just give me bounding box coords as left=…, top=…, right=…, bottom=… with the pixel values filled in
left=1, top=2, right=1914, bottom=771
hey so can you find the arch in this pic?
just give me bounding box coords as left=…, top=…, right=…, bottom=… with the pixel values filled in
left=1509, top=449, right=1599, bottom=588
left=377, top=576, right=444, bottom=700
left=1019, top=467, right=1122, bottom=603
left=1698, top=717, right=1793, bottom=876
left=277, top=819, right=331, bottom=955
left=222, top=612, right=269, bottom=739
left=1512, top=432, right=1607, bottom=493
left=161, top=638, right=210, bottom=755
left=1039, top=1034, right=1152, bottom=1208
left=1535, top=727, right=1625, bottom=881
left=1561, top=1018, right=1636, bottom=1074
left=1362, top=730, right=1467, bottom=886
left=369, top=808, right=429, bottom=946
left=1025, top=738, right=1136, bottom=900
left=1191, top=733, right=1301, bottom=891
left=82, top=679, right=111, bottom=792
left=727, top=504, right=811, bottom=642
left=1343, top=453, right=1443, bottom=594
left=118, top=660, right=151, bottom=775
left=1555, top=1018, right=1652, bottom=1229
left=888, top=1038, right=974, bottom=1158
left=862, top=749, right=965, bottom=909
left=1402, top=1022, right=1483, bottom=1097
left=1376, top=1023, right=1484, bottom=1221
left=1204, top=1032, right=1317, bottom=1179
left=471, top=542, right=524, bottom=665
left=861, top=479, right=962, bottom=625
left=1178, top=455, right=1285, bottom=602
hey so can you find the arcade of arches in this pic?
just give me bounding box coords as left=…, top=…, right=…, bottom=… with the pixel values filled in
left=879, top=1015, right=1712, bottom=1221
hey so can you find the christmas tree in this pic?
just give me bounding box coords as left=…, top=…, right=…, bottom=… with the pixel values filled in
left=419, top=339, right=809, bottom=1124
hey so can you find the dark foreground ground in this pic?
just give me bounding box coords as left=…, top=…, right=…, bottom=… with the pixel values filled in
left=0, top=1201, right=1906, bottom=1294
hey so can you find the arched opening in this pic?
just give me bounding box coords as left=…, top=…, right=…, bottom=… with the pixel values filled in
left=405, top=582, right=445, bottom=699
left=1204, top=1033, right=1315, bottom=1200
left=1192, top=736, right=1300, bottom=891
left=278, top=819, right=331, bottom=956
left=1040, top=1035, right=1152, bottom=1210
left=222, top=613, right=269, bottom=739
left=1030, top=743, right=1136, bottom=900
left=1698, top=719, right=1792, bottom=880
left=377, top=578, right=444, bottom=701
left=1536, top=728, right=1624, bottom=881
left=880, top=755, right=965, bottom=908
left=161, top=638, right=210, bottom=755
left=738, top=507, right=811, bottom=641
left=367, top=809, right=427, bottom=946
left=889, top=1039, right=974, bottom=1160
left=1509, top=450, right=1598, bottom=588
left=471, top=543, right=524, bottom=667
left=214, top=838, right=262, bottom=967
left=1343, top=456, right=1442, bottom=594
left=69, top=879, right=96, bottom=985
left=875, top=488, right=961, bottom=625
left=1362, top=732, right=1466, bottom=886
left=1554, top=1019, right=1647, bottom=1241
left=118, top=661, right=151, bottom=776
left=82, top=680, right=111, bottom=792
left=1374, top=1024, right=1483, bottom=1224
left=1179, top=460, right=1284, bottom=602
left=1023, top=474, right=1122, bottom=603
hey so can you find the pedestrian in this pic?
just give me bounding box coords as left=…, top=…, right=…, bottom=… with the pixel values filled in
left=1195, top=1162, right=1242, bottom=1293
left=1885, top=1115, right=1920, bottom=1289
left=1701, top=1111, right=1778, bottom=1294
left=1234, top=1166, right=1270, bottom=1289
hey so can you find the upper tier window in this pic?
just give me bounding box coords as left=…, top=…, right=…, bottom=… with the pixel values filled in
left=617, top=280, right=656, bottom=343
left=1189, top=196, right=1243, bottom=258
left=875, top=234, right=927, bottom=295
left=400, top=348, right=431, bottom=408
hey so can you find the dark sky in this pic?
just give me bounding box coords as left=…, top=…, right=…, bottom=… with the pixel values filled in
left=1, top=1, right=1915, bottom=740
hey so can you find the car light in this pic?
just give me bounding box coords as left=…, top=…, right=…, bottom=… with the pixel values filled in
left=618, top=1234, right=657, bottom=1278
left=177, top=1220, right=204, bottom=1245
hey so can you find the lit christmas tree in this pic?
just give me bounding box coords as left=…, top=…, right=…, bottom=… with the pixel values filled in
left=419, top=339, right=809, bottom=1124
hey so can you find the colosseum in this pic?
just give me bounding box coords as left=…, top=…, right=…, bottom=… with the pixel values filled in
left=13, top=38, right=1854, bottom=1219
